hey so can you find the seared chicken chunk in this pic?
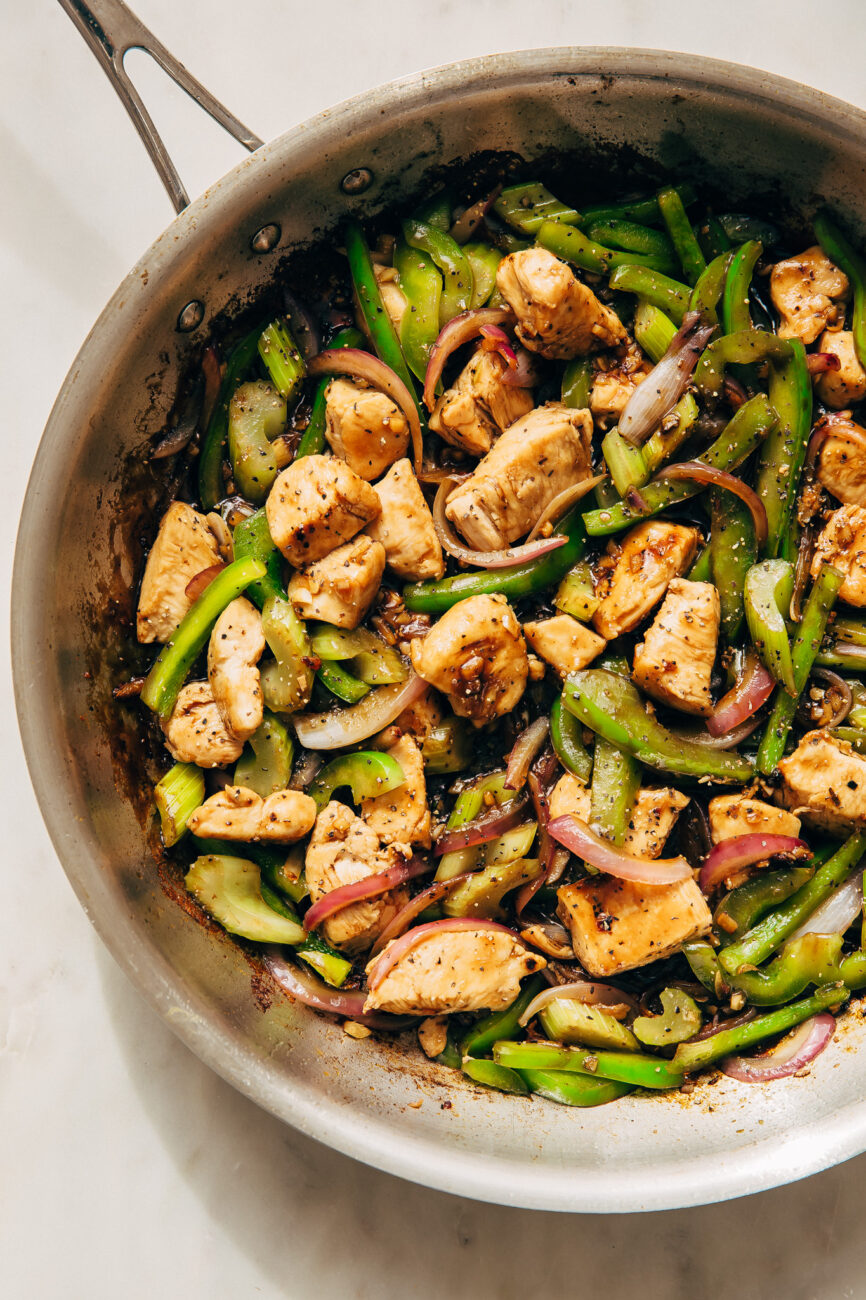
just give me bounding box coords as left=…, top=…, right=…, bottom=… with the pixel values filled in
left=816, top=331, right=866, bottom=409
left=304, top=802, right=407, bottom=954
left=522, top=614, right=606, bottom=677
left=590, top=345, right=653, bottom=422
left=557, top=876, right=711, bottom=978
left=811, top=505, right=866, bottom=605
left=593, top=521, right=700, bottom=639
left=207, top=597, right=265, bottom=743
left=496, top=247, right=627, bottom=359
left=429, top=347, right=534, bottom=456
left=817, top=418, right=866, bottom=507
left=288, top=535, right=386, bottom=629
left=137, top=502, right=221, bottom=643
left=162, top=681, right=245, bottom=768
left=709, top=794, right=802, bottom=844
left=363, top=927, right=545, bottom=1015
left=373, top=263, right=408, bottom=332
left=323, top=378, right=410, bottom=481
left=365, top=459, right=445, bottom=580
left=549, top=773, right=688, bottom=858
left=776, top=729, right=866, bottom=834
left=265, top=454, right=380, bottom=567
left=410, top=594, right=528, bottom=725
left=770, top=246, right=848, bottom=345
left=444, top=403, right=593, bottom=551
left=361, top=734, right=431, bottom=853
left=632, top=579, right=720, bottom=717
left=373, top=685, right=445, bottom=751
left=187, top=786, right=317, bottom=842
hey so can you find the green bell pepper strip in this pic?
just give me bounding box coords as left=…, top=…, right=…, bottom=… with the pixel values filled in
left=198, top=323, right=264, bottom=511
left=590, top=737, right=640, bottom=846
left=602, top=428, right=651, bottom=496
left=233, top=710, right=294, bottom=796
left=227, top=379, right=286, bottom=504
left=714, top=865, right=816, bottom=945
left=258, top=320, right=306, bottom=401
left=672, top=985, right=849, bottom=1074
left=393, top=237, right=443, bottom=382
left=744, top=559, right=795, bottom=692
left=607, top=264, right=691, bottom=324
left=420, top=718, right=473, bottom=775
left=580, top=184, right=697, bottom=229
left=697, top=212, right=734, bottom=260
left=461, top=1057, right=530, bottom=1095
left=436, top=770, right=511, bottom=881
left=154, top=762, right=204, bottom=847
left=688, top=544, right=713, bottom=583
left=231, top=508, right=283, bottom=608
left=295, top=325, right=365, bottom=459
left=688, top=251, right=733, bottom=326
left=564, top=669, right=754, bottom=782
left=464, top=242, right=502, bottom=308
left=756, top=561, right=844, bottom=774
left=728, top=933, right=845, bottom=1006
left=493, top=182, right=582, bottom=235
left=308, top=752, right=406, bottom=812
left=537, top=221, right=676, bottom=276
left=632, top=987, right=703, bottom=1047
left=554, top=560, right=599, bottom=621
left=582, top=393, right=777, bottom=537
left=493, top=1040, right=685, bottom=1091
left=633, top=299, right=677, bottom=362
left=140, top=556, right=266, bottom=717
left=643, top=393, right=700, bottom=474
left=657, top=185, right=706, bottom=285
left=344, top=220, right=422, bottom=417
left=757, top=337, right=812, bottom=560
left=518, top=1069, right=633, bottom=1107
left=718, top=832, right=866, bottom=975
left=682, top=940, right=729, bottom=997
left=550, top=695, right=593, bottom=783
left=814, top=212, right=866, bottom=369
left=561, top=357, right=594, bottom=408
left=721, top=240, right=763, bottom=336
left=414, top=191, right=452, bottom=231
left=711, top=488, right=757, bottom=642
left=316, top=660, right=370, bottom=704
left=403, top=507, right=587, bottom=613
left=584, top=217, right=677, bottom=270
left=460, top=973, right=547, bottom=1059
left=403, top=218, right=474, bottom=327
left=694, top=328, right=793, bottom=398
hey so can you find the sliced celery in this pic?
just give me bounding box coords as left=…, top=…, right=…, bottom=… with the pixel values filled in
left=258, top=320, right=305, bottom=401
left=154, top=762, right=204, bottom=847
left=538, top=999, right=639, bottom=1052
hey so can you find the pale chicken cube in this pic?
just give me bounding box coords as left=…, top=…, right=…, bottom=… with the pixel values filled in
left=811, top=505, right=866, bottom=605
left=709, top=794, right=802, bottom=844
left=361, top=734, right=431, bottom=853
left=162, top=682, right=245, bottom=768
left=590, top=345, right=653, bottom=422
left=770, top=246, right=849, bottom=345
left=323, top=378, right=410, bottom=481
left=817, top=418, right=866, bottom=507
left=187, top=786, right=317, bottom=842
left=816, top=331, right=866, bottom=409
left=265, top=454, right=380, bottom=567
left=429, top=347, right=534, bottom=456
left=522, top=614, right=606, bottom=677
left=592, top=521, right=700, bottom=639
left=444, top=403, right=594, bottom=551
left=372, top=685, right=445, bottom=750
left=137, top=501, right=221, bottom=643
left=373, top=263, right=408, bottom=332
left=288, top=535, right=385, bottom=629
left=776, top=729, right=866, bottom=834
left=207, top=597, right=266, bottom=744
left=549, top=773, right=688, bottom=858
left=632, top=579, right=720, bottom=717
left=496, top=247, right=627, bottom=359
left=304, top=802, right=408, bottom=954
left=557, top=876, right=711, bottom=978
left=363, top=927, right=545, bottom=1015
left=410, top=594, right=528, bottom=726
left=365, top=459, right=445, bottom=580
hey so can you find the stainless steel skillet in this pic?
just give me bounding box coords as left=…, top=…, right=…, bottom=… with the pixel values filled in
left=14, top=0, right=866, bottom=1213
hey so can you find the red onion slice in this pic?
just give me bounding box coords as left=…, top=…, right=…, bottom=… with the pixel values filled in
left=303, top=857, right=432, bottom=931
left=619, top=312, right=716, bottom=446
left=504, top=718, right=550, bottom=791
left=656, top=461, right=768, bottom=549
left=707, top=653, right=776, bottom=736
left=547, top=815, right=693, bottom=884
left=810, top=667, right=854, bottom=727
left=366, top=917, right=517, bottom=992
left=368, top=874, right=476, bottom=958
left=674, top=716, right=763, bottom=749
left=805, top=352, right=842, bottom=375
left=525, top=475, right=606, bottom=542
left=699, top=834, right=809, bottom=894
left=292, top=673, right=426, bottom=750
left=184, top=563, right=227, bottom=603
left=308, top=349, right=424, bottom=473
left=262, top=948, right=415, bottom=1030
left=721, top=1013, right=836, bottom=1083
left=514, top=757, right=563, bottom=914
left=434, top=792, right=530, bottom=856
left=501, top=346, right=541, bottom=388
left=788, top=871, right=864, bottom=942
left=448, top=185, right=502, bottom=244
left=423, top=308, right=514, bottom=411
left=517, top=980, right=640, bottom=1028
left=479, top=324, right=518, bottom=367
left=433, top=476, right=568, bottom=568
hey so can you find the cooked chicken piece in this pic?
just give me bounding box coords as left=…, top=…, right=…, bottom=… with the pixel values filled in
left=496, top=247, right=627, bottom=359
left=418, top=1015, right=449, bottom=1059
left=363, top=927, right=545, bottom=1014
left=304, top=802, right=408, bottom=954
left=410, top=594, right=528, bottom=726
left=770, top=246, right=849, bottom=345
left=265, top=453, right=380, bottom=567
left=444, top=403, right=594, bottom=551
left=632, top=579, right=720, bottom=717
left=207, top=597, right=265, bottom=744
left=592, top=521, right=700, bottom=639
left=137, top=501, right=221, bottom=643
left=187, top=786, right=317, bottom=842
left=522, top=614, right=606, bottom=677
left=811, top=504, right=866, bottom=605
left=373, top=685, right=445, bottom=750
left=288, top=535, right=386, bottom=629
left=816, top=416, right=866, bottom=507
left=549, top=773, right=689, bottom=858
left=361, top=735, right=431, bottom=853
left=557, top=875, right=711, bottom=978
left=365, top=459, right=445, bottom=580
left=590, top=345, right=653, bottom=422
left=429, top=347, right=534, bottom=456
left=709, top=794, right=801, bottom=844
left=776, top=729, right=866, bottom=834
left=816, top=331, right=866, bottom=409
left=373, top=263, right=408, bottom=332
left=162, top=681, right=245, bottom=768
left=323, top=377, right=410, bottom=481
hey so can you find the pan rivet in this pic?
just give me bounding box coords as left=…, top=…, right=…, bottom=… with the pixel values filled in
left=251, top=223, right=281, bottom=253
left=177, top=300, right=205, bottom=332
left=341, top=167, right=374, bottom=195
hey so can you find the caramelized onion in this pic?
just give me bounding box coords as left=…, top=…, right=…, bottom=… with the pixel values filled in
left=548, top=815, right=693, bottom=884
left=656, top=461, right=768, bottom=548
left=184, top=563, right=226, bottom=602
left=434, top=792, right=530, bottom=855
left=619, top=312, right=715, bottom=446
left=501, top=346, right=541, bottom=388
left=504, top=718, right=550, bottom=791
left=525, top=475, right=606, bottom=542
left=448, top=185, right=502, bottom=244
left=303, top=858, right=432, bottom=931
left=721, top=1013, right=835, bottom=1083
left=433, top=477, right=568, bottom=568
left=707, top=653, right=775, bottom=736
left=423, top=308, right=514, bottom=411
left=262, top=949, right=414, bottom=1029
left=699, top=834, right=809, bottom=893
left=805, top=352, right=842, bottom=376
left=308, top=349, right=424, bottom=473
left=292, top=674, right=426, bottom=750
left=810, top=667, right=854, bottom=727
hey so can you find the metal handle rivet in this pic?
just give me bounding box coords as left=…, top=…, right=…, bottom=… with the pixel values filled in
left=341, top=167, right=374, bottom=195
left=177, top=300, right=205, bottom=332
left=251, top=223, right=281, bottom=253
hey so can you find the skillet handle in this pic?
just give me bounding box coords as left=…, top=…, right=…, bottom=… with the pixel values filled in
left=57, top=0, right=264, bottom=213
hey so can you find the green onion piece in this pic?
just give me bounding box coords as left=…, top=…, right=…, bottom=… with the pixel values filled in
left=154, top=762, right=204, bottom=847
left=657, top=185, right=706, bottom=285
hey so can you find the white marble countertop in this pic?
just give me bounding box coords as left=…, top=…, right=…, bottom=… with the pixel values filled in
left=5, top=2, right=866, bottom=1295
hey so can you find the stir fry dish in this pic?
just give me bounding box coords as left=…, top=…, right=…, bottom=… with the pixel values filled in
left=124, top=174, right=866, bottom=1108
